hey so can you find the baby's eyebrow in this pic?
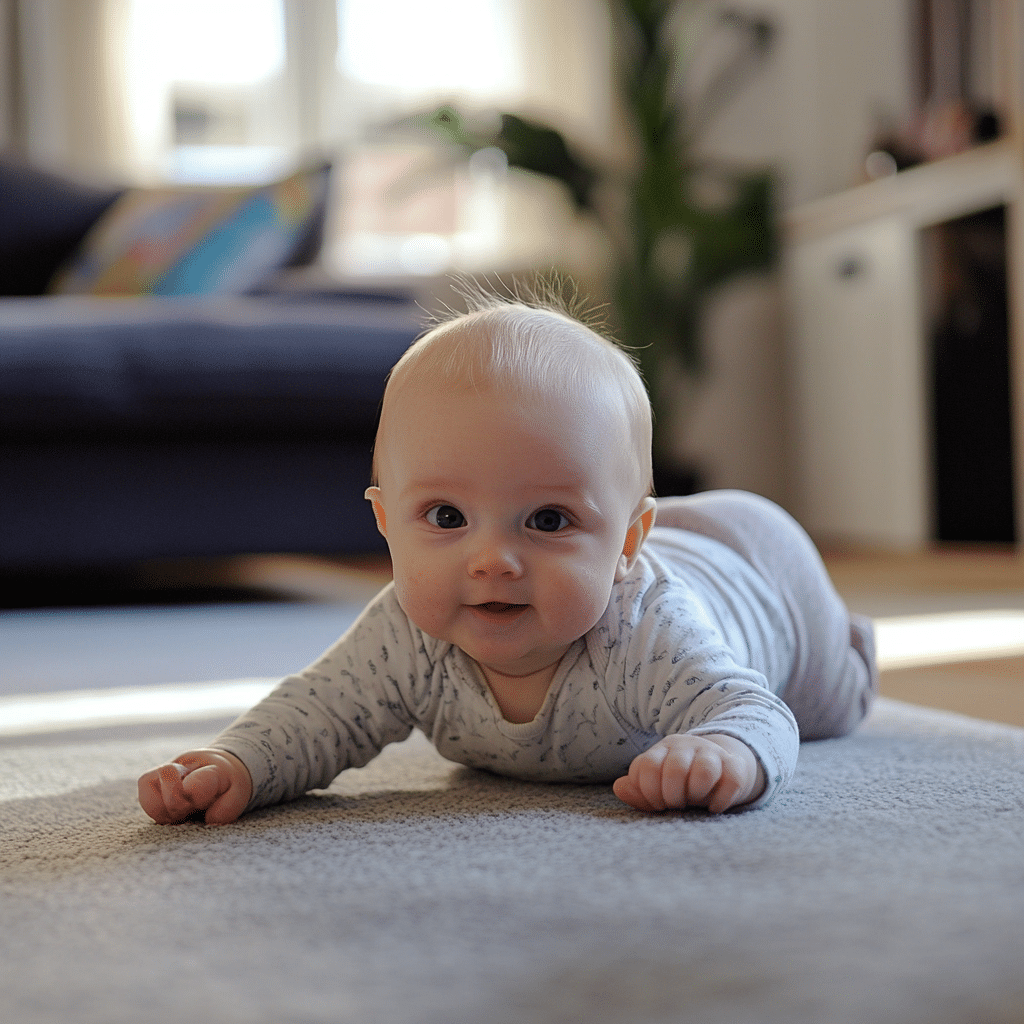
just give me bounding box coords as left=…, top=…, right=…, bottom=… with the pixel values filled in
left=532, top=491, right=607, bottom=520
left=398, top=476, right=607, bottom=513
left=399, top=478, right=468, bottom=497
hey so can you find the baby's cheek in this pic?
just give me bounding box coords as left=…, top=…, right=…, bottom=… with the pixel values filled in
left=551, top=566, right=613, bottom=637
left=394, top=570, right=449, bottom=637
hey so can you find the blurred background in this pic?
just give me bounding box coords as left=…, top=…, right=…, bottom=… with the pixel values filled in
left=4, top=0, right=1024, bottom=736
left=2, top=0, right=1023, bottom=563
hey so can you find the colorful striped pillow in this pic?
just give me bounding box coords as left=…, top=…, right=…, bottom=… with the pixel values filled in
left=50, top=162, right=330, bottom=296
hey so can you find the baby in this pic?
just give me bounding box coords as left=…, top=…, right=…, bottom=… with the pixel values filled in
left=139, top=294, right=877, bottom=825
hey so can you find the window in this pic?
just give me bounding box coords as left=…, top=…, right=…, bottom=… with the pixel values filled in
left=338, top=0, right=522, bottom=105
left=113, top=0, right=608, bottom=274
left=125, top=0, right=292, bottom=183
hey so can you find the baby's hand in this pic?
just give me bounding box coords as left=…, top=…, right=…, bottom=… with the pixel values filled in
left=138, top=749, right=252, bottom=825
left=613, top=733, right=765, bottom=814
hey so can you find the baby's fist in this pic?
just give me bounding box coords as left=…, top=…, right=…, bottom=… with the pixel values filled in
left=138, top=749, right=252, bottom=825
left=613, top=734, right=765, bottom=814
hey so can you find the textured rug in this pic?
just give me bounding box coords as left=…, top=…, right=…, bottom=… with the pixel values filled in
left=2, top=697, right=1023, bottom=1024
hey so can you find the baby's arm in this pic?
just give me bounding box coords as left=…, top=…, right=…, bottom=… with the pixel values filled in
left=138, top=749, right=252, bottom=825
left=613, top=734, right=765, bottom=814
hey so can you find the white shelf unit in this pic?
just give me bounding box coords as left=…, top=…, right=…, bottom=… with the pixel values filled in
left=783, top=141, right=1024, bottom=548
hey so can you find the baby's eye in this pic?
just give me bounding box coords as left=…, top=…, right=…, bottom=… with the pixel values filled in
left=426, top=505, right=466, bottom=529
left=527, top=508, right=570, bottom=533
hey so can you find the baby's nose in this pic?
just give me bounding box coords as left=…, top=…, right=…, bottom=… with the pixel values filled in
left=467, top=536, right=523, bottom=578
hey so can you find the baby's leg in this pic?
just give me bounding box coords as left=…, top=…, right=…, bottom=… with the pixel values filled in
left=656, top=491, right=877, bottom=740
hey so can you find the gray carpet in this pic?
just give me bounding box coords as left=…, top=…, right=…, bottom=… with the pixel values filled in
left=1, top=601, right=363, bottom=695
left=2, top=697, right=1023, bottom=1024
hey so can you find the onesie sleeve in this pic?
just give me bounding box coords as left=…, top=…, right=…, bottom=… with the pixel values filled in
left=208, top=585, right=422, bottom=812
left=600, top=582, right=800, bottom=809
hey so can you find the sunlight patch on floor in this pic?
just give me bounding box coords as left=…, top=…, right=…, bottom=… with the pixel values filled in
left=0, top=679, right=277, bottom=737
left=874, top=610, right=1024, bottom=670
left=2, top=610, right=1024, bottom=737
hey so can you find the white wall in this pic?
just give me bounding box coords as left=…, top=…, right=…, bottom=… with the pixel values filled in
left=696, top=0, right=913, bottom=209
left=673, top=0, right=913, bottom=507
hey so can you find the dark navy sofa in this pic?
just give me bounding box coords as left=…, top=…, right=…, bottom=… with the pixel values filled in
left=0, top=159, right=423, bottom=571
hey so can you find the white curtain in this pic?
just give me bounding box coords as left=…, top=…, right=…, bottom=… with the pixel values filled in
left=14, top=0, right=134, bottom=181
left=11, top=0, right=614, bottom=182
left=0, top=0, right=17, bottom=150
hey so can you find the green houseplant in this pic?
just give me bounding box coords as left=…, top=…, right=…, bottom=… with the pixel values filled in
left=408, top=1, right=778, bottom=486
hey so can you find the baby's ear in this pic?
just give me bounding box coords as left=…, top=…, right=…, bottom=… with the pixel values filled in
left=615, top=497, right=657, bottom=581
left=364, top=486, right=387, bottom=537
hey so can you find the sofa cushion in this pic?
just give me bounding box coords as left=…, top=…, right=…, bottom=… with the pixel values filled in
left=50, top=162, right=331, bottom=296
left=0, top=294, right=422, bottom=437
left=0, top=156, right=125, bottom=297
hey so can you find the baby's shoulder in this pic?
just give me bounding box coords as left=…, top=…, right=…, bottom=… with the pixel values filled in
left=348, top=583, right=453, bottom=662
left=591, top=548, right=713, bottom=651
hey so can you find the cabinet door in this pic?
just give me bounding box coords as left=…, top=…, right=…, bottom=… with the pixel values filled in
left=787, top=216, right=929, bottom=547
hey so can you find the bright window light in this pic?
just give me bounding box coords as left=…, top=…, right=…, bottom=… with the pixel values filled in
left=166, top=145, right=295, bottom=185
left=129, top=0, right=285, bottom=85
left=337, top=0, right=520, bottom=99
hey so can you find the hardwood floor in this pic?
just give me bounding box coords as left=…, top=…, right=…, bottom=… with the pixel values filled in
left=822, top=547, right=1024, bottom=728
left=872, top=656, right=1024, bottom=727
left=821, top=545, right=1024, bottom=610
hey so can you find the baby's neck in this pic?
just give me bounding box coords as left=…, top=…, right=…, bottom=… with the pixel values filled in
left=478, top=661, right=560, bottom=724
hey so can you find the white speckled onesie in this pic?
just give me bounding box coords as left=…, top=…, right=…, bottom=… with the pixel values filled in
left=653, top=491, right=877, bottom=740
left=211, top=491, right=876, bottom=812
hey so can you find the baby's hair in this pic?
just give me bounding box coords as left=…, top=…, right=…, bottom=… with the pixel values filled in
left=373, top=277, right=654, bottom=498
left=430, top=273, right=617, bottom=340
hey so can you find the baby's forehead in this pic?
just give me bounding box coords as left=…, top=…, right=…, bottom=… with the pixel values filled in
left=392, top=313, right=628, bottom=395
left=391, top=372, right=609, bottom=431
left=383, top=370, right=644, bottom=493
left=383, top=376, right=642, bottom=505
left=388, top=354, right=626, bottom=429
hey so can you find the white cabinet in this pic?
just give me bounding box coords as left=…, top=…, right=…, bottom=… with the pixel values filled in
left=787, top=216, right=929, bottom=546
left=784, top=142, right=1022, bottom=548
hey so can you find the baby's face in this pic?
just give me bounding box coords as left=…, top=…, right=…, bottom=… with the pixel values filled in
left=367, top=378, right=651, bottom=684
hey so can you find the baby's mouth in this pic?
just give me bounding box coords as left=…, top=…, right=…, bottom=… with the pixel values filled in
left=475, top=601, right=528, bottom=615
